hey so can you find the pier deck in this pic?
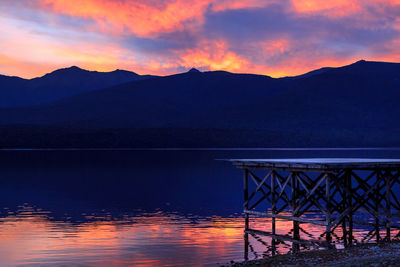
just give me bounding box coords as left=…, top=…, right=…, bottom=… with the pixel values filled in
left=225, top=158, right=400, bottom=170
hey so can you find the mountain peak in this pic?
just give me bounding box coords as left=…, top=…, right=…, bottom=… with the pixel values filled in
left=112, top=69, right=139, bottom=76
left=40, top=66, right=88, bottom=79
left=354, top=59, right=367, bottom=64
left=188, top=68, right=201, bottom=73
left=63, top=66, right=85, bottom=72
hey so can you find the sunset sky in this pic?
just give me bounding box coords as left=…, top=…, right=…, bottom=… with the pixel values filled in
left=1, top=0, right=399, bottom=78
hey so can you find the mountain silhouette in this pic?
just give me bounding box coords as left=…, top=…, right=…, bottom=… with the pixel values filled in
left=0, top=60, right=399, bottom=148
left=0, top=66, right=156, bottom=107
left=188, top=68, right=201, bottom=73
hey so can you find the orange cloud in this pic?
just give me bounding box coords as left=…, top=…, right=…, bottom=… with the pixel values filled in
left=375, top=0, right=400, bottom=4
left=170, top=39, right=348, bottom=78
left=261, top=39, right=291, bottom=57
left=290, top=0, right=361, bottom=16
left=37, top=0, right=211, bottom=37
left=178, top=41, right=251, bottom=72
left=370, top=38, right=400, bottom=63
left=36, top=0, right=278, bottom=37
left=395, top=18, right=400, bottom=30
left=290, top=0, right=400, bottom=17
left=210, top=0, right=270, bottom=12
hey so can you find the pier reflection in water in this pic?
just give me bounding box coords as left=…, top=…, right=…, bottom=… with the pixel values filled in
left=0, top=207, right=398, bottom=266
left=244, top=212, right=400, bottom=261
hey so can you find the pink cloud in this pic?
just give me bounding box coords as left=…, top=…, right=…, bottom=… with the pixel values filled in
left=35, top=0, right=272, bottom=37
left=0, top=0, right=399, bottom=78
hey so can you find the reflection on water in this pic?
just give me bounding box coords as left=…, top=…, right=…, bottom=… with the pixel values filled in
left=1, top=150, right=400, bottom=266
left=0, top=207, right=245, bottom=266
left=1, top=207, right=399, bottom=266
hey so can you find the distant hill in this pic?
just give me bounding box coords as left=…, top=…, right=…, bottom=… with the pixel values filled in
left=0, top=70, right=276, bottom=127
left=0, top=66, right=157, bottom=107
left=0, top=60, right=399, bottom=148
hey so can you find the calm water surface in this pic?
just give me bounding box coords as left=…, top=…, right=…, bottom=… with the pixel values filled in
left=0, top=149, right=400, bottom=266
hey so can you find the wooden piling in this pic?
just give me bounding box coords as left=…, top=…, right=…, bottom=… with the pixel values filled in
left=244, top=168, right=249, bottom=231
left=385, top=170, right=391, bottom=241
left=326, top=173, right=332, bottom=243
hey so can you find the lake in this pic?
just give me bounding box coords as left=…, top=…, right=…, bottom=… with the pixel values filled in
left=0, top=149, right=400, bottom=266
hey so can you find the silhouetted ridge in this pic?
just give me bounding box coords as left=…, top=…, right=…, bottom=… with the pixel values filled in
left=290, top=67, right=334, bottom=79
left=336, top=59, right=400, bottom=75
left=41, top=66, right=89, bottom=78
left=292, top=59, right=400, bottom=79
left=66, top=65, right=84, bottom=71
left=188, top=68, right=201, bottom=73
left=112, top=69, right=139, bottom=75
left=0, top=66, right=156, bottom=107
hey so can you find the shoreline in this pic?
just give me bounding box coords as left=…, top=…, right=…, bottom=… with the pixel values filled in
left=224, top=242, right=400, bottom=266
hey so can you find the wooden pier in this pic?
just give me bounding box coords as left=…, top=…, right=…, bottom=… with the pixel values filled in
left=224, top=158, right=400, bottom=256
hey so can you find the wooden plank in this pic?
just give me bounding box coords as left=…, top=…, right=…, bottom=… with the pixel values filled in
left=352, top=220, right=400, bottom=230
left=249, top=194, right=266, bottom=210
left=308, top=174, right=326, bottom=198
left=244, top=209, right=328, bottom=226
left=244, top=170, right=272, bottom=207
left=326, top=173, right=331, bottom=242
left=292, top=171, right=300, bottom=252
left=248, top=170, right=270, bottom=201
left=245, top=229, right=331, bottom=248
left=347, top=170, right=354, bottom=244
left=244, top=168, right=249, bottom=230
left=278, top=172, right=292, bottom=199
left=385, top=170, right=392, bottom=240
left=271, top=172, right=276, bottom=236
left=273, top=171, right=293, bottom=210
left=224, top=158, right=400, bottom=171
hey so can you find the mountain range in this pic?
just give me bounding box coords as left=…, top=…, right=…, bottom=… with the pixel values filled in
left=0, top=60, right=399, bottom=148
left=0, top=66, right=156, bottom=107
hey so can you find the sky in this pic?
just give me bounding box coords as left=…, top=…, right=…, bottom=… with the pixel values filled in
left=0, top=0, right=399, bottom=78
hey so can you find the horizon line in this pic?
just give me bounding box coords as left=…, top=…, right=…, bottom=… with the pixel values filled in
left=3, top=59, right=399, bottom=81
left=2, top=147, right=400, bottom=151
